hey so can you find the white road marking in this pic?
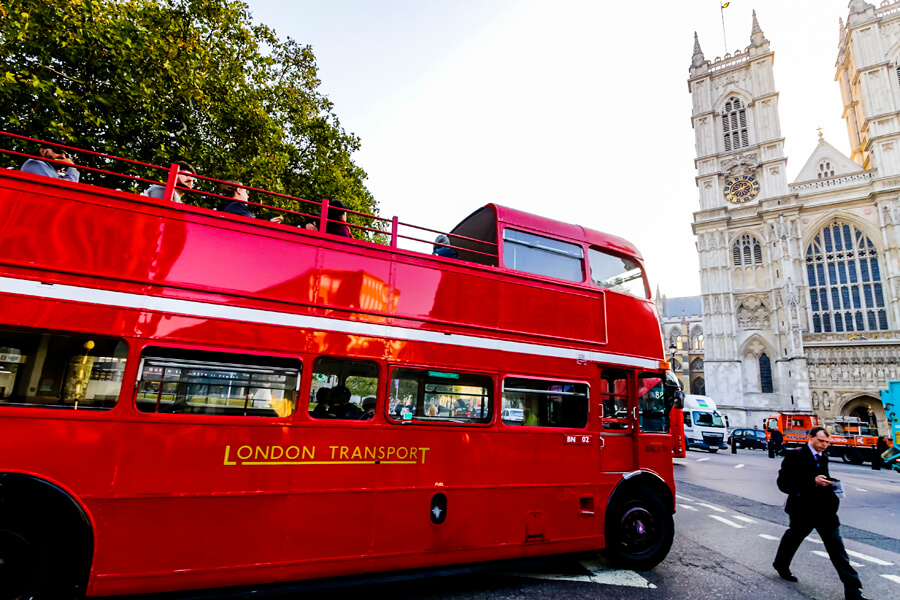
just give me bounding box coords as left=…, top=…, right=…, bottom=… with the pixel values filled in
left=846, top=550, right=894, bottom=566
left=499, top=559, right=656, bottom=588
left=759, top=534, right=780, bottom=541
left=731, top=515, right=756, bottom=524
left=854, top=488, right=868, bottom=492
left=805, top=537, right=824, bottom=545
left=882, top=574, right=900, bottom=584
left=680, top=505, right=698, bottom=511
left=709, top=515, right=744, bottom=528
left=675, top=494, right=694, bottom=502
left=812, top=551, right=863, bottom=567
left=697, top=503, right=726, bottom=513
left=696, top=457, right=710, bottom=462
left=734, top=464, right=745, bottom=469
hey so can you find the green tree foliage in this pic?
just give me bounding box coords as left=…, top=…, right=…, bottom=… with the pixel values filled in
left=0, top=0, right=378, bottom=230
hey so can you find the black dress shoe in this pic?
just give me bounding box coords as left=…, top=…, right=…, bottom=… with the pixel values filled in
left=773, top=563, right=798, bottom=582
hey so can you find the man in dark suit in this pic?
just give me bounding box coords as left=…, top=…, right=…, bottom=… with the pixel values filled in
left=773, top=427, right=869, bottom=600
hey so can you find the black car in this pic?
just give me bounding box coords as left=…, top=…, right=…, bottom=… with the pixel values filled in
left=728, top=428, right=767, bottom=450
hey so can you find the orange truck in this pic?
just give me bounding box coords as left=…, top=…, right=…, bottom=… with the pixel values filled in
left=764, top=411, right=820, bottom=450
left=826, top=416, right=882, bottom=465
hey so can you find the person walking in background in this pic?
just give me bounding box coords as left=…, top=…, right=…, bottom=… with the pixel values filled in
left=768, top=427, right=783, bottom=458
left=773, top=427, right=868, bottom=600
left=872, top=436, right=889, bottom=471
left=218, top=181, right=283, bottom=223
left=20, top=139, right=79, bottom=182
left=143, top=160, right=196, bottom=203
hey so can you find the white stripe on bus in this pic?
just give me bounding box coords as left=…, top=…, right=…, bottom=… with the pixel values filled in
left=0, top=276, right=662, bottom=369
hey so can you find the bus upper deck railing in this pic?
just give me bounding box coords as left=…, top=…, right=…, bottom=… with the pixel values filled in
left=0, top=131, right=498, bottom=261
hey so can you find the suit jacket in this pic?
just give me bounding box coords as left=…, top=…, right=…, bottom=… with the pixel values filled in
left=777, top=445, right=840, bottom=529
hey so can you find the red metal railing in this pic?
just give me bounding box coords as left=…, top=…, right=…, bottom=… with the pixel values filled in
left=0, top=131, right=498, bottom=261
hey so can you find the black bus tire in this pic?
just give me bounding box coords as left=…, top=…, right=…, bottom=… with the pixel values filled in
left=0, top=483, right=91, bottom=600
left=602, top=487, right=674, bottom=571
left=708, top=448, right=718, bottom=454
left=0, top=519, right=57, bottom=600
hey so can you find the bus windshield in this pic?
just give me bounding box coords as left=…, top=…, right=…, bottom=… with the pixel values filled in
left=692, top=411, right=724, bottom=428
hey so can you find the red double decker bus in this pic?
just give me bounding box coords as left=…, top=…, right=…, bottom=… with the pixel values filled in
left=0, top=136, right=679, bottom=598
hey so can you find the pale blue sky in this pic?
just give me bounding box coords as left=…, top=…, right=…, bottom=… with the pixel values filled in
left=246, top=0, right=854, bottom=297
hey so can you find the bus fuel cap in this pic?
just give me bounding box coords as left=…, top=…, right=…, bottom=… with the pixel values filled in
left=430, top=493, right=447, bottom=525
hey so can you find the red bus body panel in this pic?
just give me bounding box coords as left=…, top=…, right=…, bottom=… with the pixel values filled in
left=0, top=169, right=674, bottom=595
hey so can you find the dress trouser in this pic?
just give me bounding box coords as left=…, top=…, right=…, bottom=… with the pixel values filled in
left=774, top=518, right=861, bottom=592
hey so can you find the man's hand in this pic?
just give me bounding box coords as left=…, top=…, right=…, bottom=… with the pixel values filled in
left=815, top=475, right=833, bottom=486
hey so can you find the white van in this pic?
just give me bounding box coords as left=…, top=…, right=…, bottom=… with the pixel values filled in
left=683, top=395, right=728, bottom=453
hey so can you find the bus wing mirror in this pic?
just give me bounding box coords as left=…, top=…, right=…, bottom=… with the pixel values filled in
left=663, top=378, right=683, bottom=412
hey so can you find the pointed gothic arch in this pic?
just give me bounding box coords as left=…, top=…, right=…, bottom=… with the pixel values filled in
left=804, top=218, right=890, bottom=333
left=690, top=326, right=704, bottom=351
left=739, top=335, right=776, bottom=394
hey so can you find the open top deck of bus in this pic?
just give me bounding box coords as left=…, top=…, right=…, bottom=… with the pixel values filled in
left=0, top=138, right=663, bottom=366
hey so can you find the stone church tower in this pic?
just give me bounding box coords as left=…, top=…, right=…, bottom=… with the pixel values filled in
left=688, top=3, right=900, bottom=432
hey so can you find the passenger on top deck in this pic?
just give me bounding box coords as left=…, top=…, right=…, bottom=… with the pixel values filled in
left=324, top=199, right=352, bottom=237
left=302, top=199, right=352, bottom=237
left=218, top=181, right=283, bottom=223
left=20, top=139, right=80, bottom=183
left=433, top=234, right=459, bottom=259
left=142, top=160, right=196, bottom=203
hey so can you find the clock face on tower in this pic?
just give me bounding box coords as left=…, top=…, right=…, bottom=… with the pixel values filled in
left=723, top=175, right=761, bottom=204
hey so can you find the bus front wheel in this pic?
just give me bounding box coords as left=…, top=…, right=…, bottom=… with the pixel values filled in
left=603, top=487, right=674, bottom=571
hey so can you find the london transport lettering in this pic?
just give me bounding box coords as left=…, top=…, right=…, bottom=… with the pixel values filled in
left=223, top=444, right=431, bottom=466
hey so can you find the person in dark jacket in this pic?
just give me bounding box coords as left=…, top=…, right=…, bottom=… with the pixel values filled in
left=872, top=436, right=889, bottom=471
left=20, top=139, right=79, bottom=182
left=768, top=427, right=783, bottom=458
left=219, top=181, right=283, bottom=223
left=324, top=199, right=351, bottom=237
left=773, top=427, right=868, bottom=600
left=433, top=234, right=459, bottom=259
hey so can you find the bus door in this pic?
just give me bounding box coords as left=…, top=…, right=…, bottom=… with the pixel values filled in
left=598, top=368, right=636, bottom=472
left=635, top=372, right=675, bottom=476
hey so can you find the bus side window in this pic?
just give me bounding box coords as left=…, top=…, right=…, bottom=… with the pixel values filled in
left=387, top=367, right=492, bottom=424
left=502, top=228, right=585, bottom=283
left=0, top=327, right=127, bottom=410
left=599, top=368, right=629, bottom=431
left=308, top=357, right=379, bottom=421
left=136, top=348, right=300, bottom=417
left=502, top=377, right=588, bottom=429
left=588, top=247, right=648, bottom=298
left=637, top=373, right=668, bottom=433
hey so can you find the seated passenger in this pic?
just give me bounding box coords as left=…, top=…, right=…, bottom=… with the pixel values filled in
left=21, top=139, right=79, bottom=182
left=360, top=397, right=377, bottom=420
left=142, top=161, right=195, bottom=203
left=219, top=181, right=283, bottom=223
left=433, top=234, right=459, bottom=259
left=523, top=407, right=539, bottom=427
left=325, top=199, right=351, bottom=237
left=310, top=387, right=333, bottom=419
left=327, top=385, right=362, bottom=420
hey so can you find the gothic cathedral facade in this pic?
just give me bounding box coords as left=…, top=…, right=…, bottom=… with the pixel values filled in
left=688, top=2, right=900, bottom=433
